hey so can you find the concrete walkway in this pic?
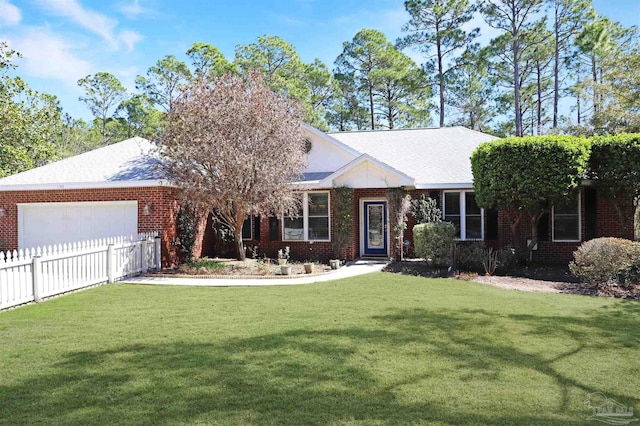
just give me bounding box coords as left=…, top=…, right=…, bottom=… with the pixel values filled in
left=124, top=259, right=389, bottom=287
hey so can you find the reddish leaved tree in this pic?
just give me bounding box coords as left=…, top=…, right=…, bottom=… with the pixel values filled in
left=159, top=73, right=307, bottom=260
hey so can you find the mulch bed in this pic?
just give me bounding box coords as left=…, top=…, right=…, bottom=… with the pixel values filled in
left=159, top=258, right=330, bottom=277
left=383, top=260, right=640, bottom=299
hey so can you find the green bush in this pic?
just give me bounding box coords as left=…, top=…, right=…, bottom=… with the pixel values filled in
left=176, top=203, right=197, bottom=262
left=569, top=237, right=640, bottom=288
left=410, top=194, right=442, bottom=224
left=456, top=242, right=486, bottom=273
left=495, top=246, right=518, bottom=275
left=413, top=222, right=456, bottom=267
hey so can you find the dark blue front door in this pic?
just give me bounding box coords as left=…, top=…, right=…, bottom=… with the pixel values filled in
left=363, top=201, right=387, bottom=256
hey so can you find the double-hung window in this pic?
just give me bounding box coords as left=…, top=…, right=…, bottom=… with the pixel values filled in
left=283, top=192, right=330, bottom=241
left=443, top=191, right=484, bottom=240
left=552, top=193, right=580, bottom=242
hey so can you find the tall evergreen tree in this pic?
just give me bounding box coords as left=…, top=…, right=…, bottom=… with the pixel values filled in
left=482, top=0, right=545, bottom=136
left=401, top=0, right=479, bottom=127
left=77, top=72, right=126, bottom=144
left=136, top=55, right=192, bottom=112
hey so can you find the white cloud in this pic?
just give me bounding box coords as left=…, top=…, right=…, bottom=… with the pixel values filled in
left=118, top=29, right=142, bottom=52
left=0, top=0, right=21, bottom=27
left=7, top=28, right=93, bottom=85
left=119, top=0, right=147, bottom=19
left=35, top=0, right=141, bottom=51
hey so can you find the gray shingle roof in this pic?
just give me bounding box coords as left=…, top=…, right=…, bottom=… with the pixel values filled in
left=0, top=127, right=497, bottom=189
left=329, top=126, right=497, bottom=186
left=0, top=137, right=163, bottom=186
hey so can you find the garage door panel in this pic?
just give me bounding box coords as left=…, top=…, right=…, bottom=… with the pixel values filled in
left=18, top=201, right=138, bottom=249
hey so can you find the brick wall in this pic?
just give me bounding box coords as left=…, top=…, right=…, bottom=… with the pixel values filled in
left=0, top=186, right=181, bottom=266
left=490, top=187, right=635, bottom=263
left=197, top=185, right=636, bottom=265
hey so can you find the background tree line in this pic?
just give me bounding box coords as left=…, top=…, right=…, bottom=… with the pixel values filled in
left=1, top=0, right=639, bottom=178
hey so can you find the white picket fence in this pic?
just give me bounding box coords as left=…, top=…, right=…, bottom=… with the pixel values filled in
left=0, top=232, right=161, bottom=311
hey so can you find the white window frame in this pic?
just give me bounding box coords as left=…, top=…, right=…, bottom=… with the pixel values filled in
left=552, top=192, right=581, bottom=243
left=442, top=190, right=484, bottom=241
left=282, top=191, right=331, bottom=242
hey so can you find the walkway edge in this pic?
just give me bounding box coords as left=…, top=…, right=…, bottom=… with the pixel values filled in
left=123, top=261, right=388, bottom=287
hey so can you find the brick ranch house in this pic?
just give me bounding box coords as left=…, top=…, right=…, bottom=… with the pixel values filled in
left=0, top=125, right=634, bottom=266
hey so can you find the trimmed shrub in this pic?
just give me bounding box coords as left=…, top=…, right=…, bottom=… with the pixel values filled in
left=456, top=242, right=486, bottom=273
left=413, top=222, right=456, bottom=267
left=569, top=237, right=640, bottom=287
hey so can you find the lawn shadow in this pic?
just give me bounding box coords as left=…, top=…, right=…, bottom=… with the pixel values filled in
left=0, top=323, right=592, bottom=425
left=374, top=302, right=640, bottom=414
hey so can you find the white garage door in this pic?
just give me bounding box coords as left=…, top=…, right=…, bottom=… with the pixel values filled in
left=18, top=201, right=138, bottom=249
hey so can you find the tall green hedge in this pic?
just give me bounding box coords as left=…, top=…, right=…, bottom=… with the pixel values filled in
left=471, top=135, right=590, bottom=257
left=588, top=133, right=640, bottom=231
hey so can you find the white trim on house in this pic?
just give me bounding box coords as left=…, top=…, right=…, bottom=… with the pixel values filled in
left=282, top=191, right=331, bottom=243
left=318, top=154, right=415, bottom=188
left=415, top=182, right=474, bottom=190
left=359, top=197, right=390, bottom=258
left=552, top=192, right=582, bottom=243
left=302, top=124, right=362, bottom=158
left=442, top=190, right=484, bottom=241
left=0, top=180, right=171, bottom=192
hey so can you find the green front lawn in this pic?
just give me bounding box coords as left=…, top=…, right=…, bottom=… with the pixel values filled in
left=1, top=274, right=638, bottom=425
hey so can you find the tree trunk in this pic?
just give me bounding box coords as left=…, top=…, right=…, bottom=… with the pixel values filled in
left=368, top=82, right=375, bottom=130
left=527, top=211, right=545, bottom=262
left=508, top=210, right=523, bottom=242
left=437, top=35, right=445, bottom=128
left=513, top=36, right=523, bottom=136
left=553, top=6, right=560, bottom=129
left=537, top=63, right=543, bottom=135
left=387, top=86, right=394, bottom=129
left=235, top=231, right=246, bottom=261
left=592, top=54, right=598, bottom=115
left=190, top=206, right=209, bottom=260
left=102, top=117, right=107, bottom=145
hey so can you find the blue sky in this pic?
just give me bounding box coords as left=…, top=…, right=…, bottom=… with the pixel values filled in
left=1, top=0, right=638, bottom=121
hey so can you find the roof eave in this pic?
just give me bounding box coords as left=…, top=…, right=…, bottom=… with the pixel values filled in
left=0, top=180, right=173, bottom=192
left=415, top=182, right=475, bottom=190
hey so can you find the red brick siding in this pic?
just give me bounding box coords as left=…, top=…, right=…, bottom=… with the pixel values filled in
left=197, top=185, right=635, bottom=265
left=490, top=187, right=635, bottom=263
left=0, top=186, right=181, bottom=266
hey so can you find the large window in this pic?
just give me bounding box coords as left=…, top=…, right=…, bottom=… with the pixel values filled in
left=443, top=191, right=484, bottom=240
left=283, top=192, right=330, bottom=241
left=553, top=193, right=580, bottom=242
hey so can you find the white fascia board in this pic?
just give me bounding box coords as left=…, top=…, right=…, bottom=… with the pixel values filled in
left=318, top=154, right=415, bottom=188
left=302, top=124, right=362, bottom=157
left=415, top=182, right=475, bottom=190
left=0, top=180, right=173, bottom=192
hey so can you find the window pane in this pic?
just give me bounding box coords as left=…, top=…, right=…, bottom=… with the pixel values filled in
left=445, top=192, right=460, bottom=215
left=554, top=216, right=579, bottom=240
left=242, top=217, right=252, bottom=239
left=308, top=193, right=328, bottom=216
left=466, top=216, right=482, bottom=239
left=553, top=194, right=579, bottom=241
left=283, top=217, right=304, bottom=240
left=465, top=192, right=481, bottom=215
left=309, top=217, right=329, bottom=240
left=555, top=199, right=579, bottom=215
